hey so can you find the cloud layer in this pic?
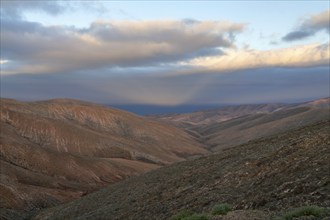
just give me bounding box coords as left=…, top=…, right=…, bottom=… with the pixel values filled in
left=283, top=9, right=330, bottom=41
left=1, top=3, right=328, bottom=76
left=1, top=2, right=329, bottom=107
left=1, top=19, right=244, bottom=75
left=2, top=66, right=329, bottom=106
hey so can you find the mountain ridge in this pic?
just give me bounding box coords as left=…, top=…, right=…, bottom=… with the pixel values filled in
left=149, top=97, right=329, bottom=126
left=150, top=97, right=329, bottom=151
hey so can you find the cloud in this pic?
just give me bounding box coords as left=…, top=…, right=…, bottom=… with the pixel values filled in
left=282, top=31, right=314, bottom=41
left=1, top=3, right=329, bottom=107
left=283, top=9, right=330, bottom=41
left=0, top=0, right=109, bottom=20
left=1, top=19, right=245, bottom=75
left=0, top=60, right=9, bottom=65
left=2, top=16, right=328, bottom=77
left=183, top=43, right=330, bottom=74
left=2, top=66, right=329, bottom=106
left=0, top=0, right=65, bottom=19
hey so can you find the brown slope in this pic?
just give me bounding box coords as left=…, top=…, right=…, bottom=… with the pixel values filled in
left=298, top=97, right=330, bottom=108
left=33, top=120, right=330, bottom=220
left=197, top=106, right=329, bottom=151
left=149, top=103, right=290, bottom=127
left=151, top=98, right=329, bottom=151
left=1, top=98, right=207, bottom=162
left=0, top=98, right=208, bottom=211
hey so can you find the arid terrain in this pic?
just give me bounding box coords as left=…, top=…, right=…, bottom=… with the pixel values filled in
left=0, top=98, right=207, bottom=212
left=33, top=120, right=330, bottom=220
left=0, top=98, right=329, bottom=220
left=151, top=98, right=330, bottom=151
left=1, top=1, right=329, bottom=219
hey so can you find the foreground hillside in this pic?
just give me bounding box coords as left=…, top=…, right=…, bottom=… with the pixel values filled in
left=152, top=98, right=329, bottom=151
left=34, top=120, right=330, bottom=220
left=0, top=98, right=207, bottom=211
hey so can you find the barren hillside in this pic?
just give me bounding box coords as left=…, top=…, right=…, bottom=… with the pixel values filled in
left=152, top=98, right=329, bottom=151
left=0, top=98, right=208, bottom=211
left=33, top=120, right=330, bottom=220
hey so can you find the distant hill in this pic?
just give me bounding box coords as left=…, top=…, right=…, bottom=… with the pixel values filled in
left=297, top=97, right=330, bottom=108
left=0, top=98, right=207, bottom=211
left=111, top=104, right=226, bottom=115
left=33, top=120, right=330, bottom=220
left=151, top=97, right=329, bottom=151
left=149, top=103, right=290, bottom=126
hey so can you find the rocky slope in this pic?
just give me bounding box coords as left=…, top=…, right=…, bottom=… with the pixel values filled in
left=0, top=98, right=208, bottom=211
left=152, top=98, right=329, bottom=151
left=33, top=120, right=330, bottom=220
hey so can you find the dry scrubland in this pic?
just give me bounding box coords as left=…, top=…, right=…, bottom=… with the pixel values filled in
left=34, top=120, right=330, bottom=220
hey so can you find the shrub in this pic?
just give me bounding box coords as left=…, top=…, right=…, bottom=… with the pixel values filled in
left=211, top=203, right=232, bottom=215
left=169, top=210, right=194, bottom=220
left=182, top=214, right=209, bottom=220
left=169, top=211, right=209, bottom=220
left=283, top=205, right=325, bottom=220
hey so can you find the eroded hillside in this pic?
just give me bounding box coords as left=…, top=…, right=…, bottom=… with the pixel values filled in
left=0, top=98, right=208, bottom=211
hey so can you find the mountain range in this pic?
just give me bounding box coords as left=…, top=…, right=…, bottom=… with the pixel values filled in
left=0, top=97, right=329, bottom=219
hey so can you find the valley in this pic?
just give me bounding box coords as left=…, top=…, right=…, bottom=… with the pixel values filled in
left=151, top=98, right=329, bottom=151
left=2, top=2, right=329, bottom=219
left=33, top=120, right=330, bottom=220
left=0, top=97, right=329, bottom=220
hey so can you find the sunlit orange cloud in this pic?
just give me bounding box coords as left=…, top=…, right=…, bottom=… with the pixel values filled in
left=181, top=42, right=330, bottom=74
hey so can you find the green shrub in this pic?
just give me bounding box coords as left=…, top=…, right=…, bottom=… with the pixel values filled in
left=182, top=214, right=209, bottom=220
left=211, top=203, right=232, bottom=215
left=283, top=205, right=325, bottom=220
left=169, top=210, right=194, bottom=220
left=169, top=211, right=209, bottom=220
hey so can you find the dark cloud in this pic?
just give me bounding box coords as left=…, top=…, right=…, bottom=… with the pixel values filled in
left=1, top=66, right=329, bottom=108
left=1, top=17, right=42, bottom=33
left=282, top=30, right=314, bottom=41
left=1, top=0, right=109, bottom=21
left=283, top=9, right=330, bottom=42
left=0, top=1, right=65, bottom=19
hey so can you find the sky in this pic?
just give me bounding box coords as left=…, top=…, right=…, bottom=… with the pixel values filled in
left=1, top=1, right=329, bottom=113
